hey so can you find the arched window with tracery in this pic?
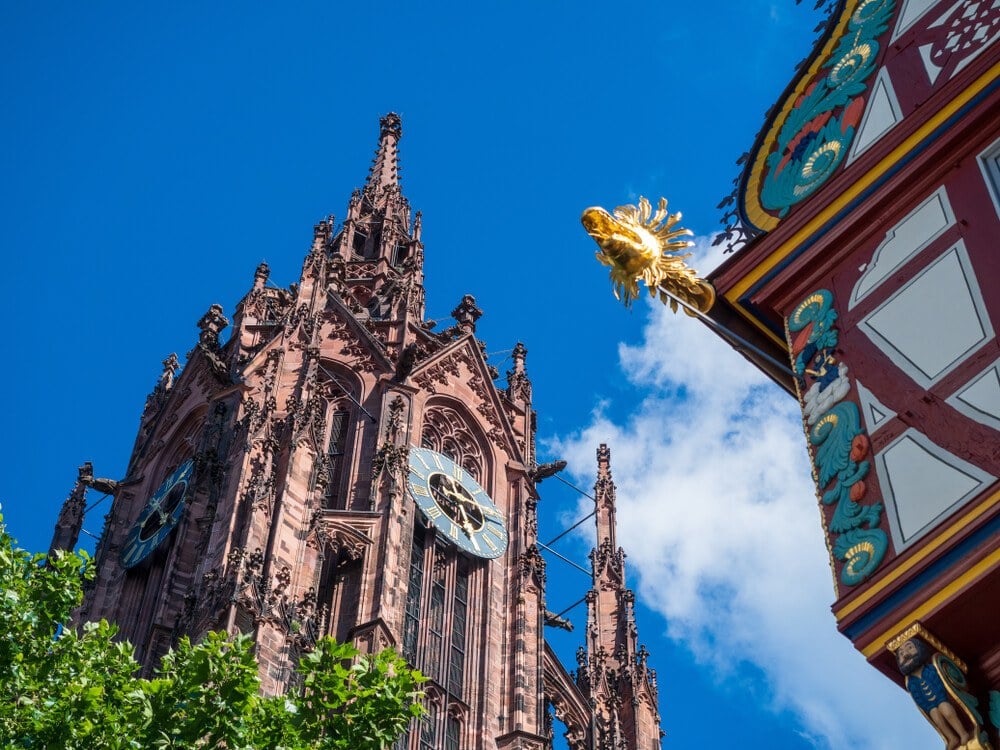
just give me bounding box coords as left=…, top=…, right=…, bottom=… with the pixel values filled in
left=311, top=369, right=361, bottom=511
left=396, top=405, right=489, bottom=749
left=420, top=405, right=486, bottom=482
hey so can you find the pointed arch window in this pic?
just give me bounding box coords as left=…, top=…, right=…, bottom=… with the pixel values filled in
left=445, top=715, right=461, bottom=750
left=351, top=228, right=368, bottom=258
left=313, top=402, right=352, bottom=510
left=403, top=525, right=475, bottom=708
left=402, top=527, right=425, bottom=663
left=392, top=241, right=410, bottom=267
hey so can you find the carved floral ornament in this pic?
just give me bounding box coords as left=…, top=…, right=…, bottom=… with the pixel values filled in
left=738, top=0, right=896, bottom=235
left=787, top=289, right=888, bottom=587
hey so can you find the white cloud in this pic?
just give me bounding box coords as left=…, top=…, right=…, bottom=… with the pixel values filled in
left=549, top=239, right=934, bottom=749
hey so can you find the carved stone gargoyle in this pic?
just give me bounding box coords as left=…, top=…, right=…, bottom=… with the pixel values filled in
left=889, top=626, right=993, bottom=750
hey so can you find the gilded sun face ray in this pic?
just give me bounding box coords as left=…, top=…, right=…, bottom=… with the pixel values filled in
left=581, top=196, right=716, bottom=313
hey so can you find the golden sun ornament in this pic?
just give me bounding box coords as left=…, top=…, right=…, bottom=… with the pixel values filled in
left=581, top=196, right=715, bottom=314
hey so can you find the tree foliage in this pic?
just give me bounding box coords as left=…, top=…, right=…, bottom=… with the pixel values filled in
left=0, top=516, right=424, bottom=749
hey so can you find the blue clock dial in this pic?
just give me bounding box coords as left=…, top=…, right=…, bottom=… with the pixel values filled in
left=407, top=447, right=508, bottom=559
left=121, top=458, right=194, bottom=569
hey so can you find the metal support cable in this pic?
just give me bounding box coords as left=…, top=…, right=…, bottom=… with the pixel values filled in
left=317, top=364, right=378, bottom=422
left=84, top=493, right=111, bottom=514
left=540, top=473, right=597, bottom=548
left=536, top=541, right=591, bottom=577
left=543, top=510, right=595, bottom=548
left=549, top=594, right=589, bottom=621
left=552, top=472, right=595, bottom=501
left=655, top=284, right=794, bottom=377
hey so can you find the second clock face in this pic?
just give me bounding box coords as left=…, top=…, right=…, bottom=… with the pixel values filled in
left=121, top=458, right=194, bottom=569
left=407, top=447, right=508, bottom=559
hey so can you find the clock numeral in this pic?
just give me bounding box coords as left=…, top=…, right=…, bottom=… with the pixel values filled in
left=410, top=468, right=426, bottom=481
left=483, top=534, right=499, bottom=552
left=431, top=453, right=445, bottom=470
left=411, top=484, right=430, bottom=497
left=448, top=522, right=459, bottom=540
left=124, top=540, right=147, bottom=568
left=452, top=464, right=464, bottom=481
left=414, top=452, right=432, bottom=470
left=485, top=527, right=507, bottom=545
left=425, top=506, right=443, bottom=519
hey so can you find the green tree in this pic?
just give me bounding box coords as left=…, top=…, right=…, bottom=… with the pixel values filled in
left=0, top=515, right=424, bottom=749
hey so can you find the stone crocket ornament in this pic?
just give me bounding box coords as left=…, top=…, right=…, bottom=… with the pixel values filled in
left=895, top=636, right=993, bottom=750
left=581, top=196, right=715, bottom=313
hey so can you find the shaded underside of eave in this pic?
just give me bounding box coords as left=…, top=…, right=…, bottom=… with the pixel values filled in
left=703, top=292, right=796, bottom=396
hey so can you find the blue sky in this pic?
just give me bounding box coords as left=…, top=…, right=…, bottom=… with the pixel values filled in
left=1, top=2, right=934, bottom=748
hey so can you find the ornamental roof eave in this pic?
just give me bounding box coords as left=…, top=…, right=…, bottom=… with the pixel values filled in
left=718, top=0, right=897, bottom=253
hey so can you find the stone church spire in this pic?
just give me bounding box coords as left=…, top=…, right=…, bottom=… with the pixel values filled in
left=363, top=112, right=403, bottom=204
left=329, top=113, right=425, bottom=328
left=578, top=444, right=663, bottom=750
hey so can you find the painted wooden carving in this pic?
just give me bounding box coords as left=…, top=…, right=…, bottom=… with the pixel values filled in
left=787, top=289, right=889, bottom=587
left=741, top=0, right=897, bottom=232
left=889, top=626, right=994, bottom=750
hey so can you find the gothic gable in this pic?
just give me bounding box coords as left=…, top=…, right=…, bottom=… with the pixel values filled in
left=409, top=335, right=522, bottom=460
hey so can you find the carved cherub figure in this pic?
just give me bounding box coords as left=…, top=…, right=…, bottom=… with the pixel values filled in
left=896, top=637, right=982, bottom=750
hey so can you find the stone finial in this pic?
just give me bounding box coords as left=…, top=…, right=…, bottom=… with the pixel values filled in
left=380, top=112, right=402, bottom=140
left=254, top=262, right=270, bottom=291
left=159, top=353, right=179, bottom=391
left=413, top=211, right=423, bottom=241
left=197, top=304, right=229, bottom=349
left=312, top=218, right=333, bottom=252
left=597, top=443, right=611, bottom=477
left=512, top=342, right=527, bottom=372
left=451, top=294, right=482, bottom=335
left=506, top=341, right=533, bottom=404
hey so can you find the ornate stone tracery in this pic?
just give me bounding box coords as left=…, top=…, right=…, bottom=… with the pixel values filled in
left=421, top=403, right=486, bottom=481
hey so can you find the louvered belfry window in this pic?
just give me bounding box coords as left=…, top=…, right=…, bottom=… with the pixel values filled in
left=322, top=409, right=349, bottom=508
left=402, top=529, right=425, bottom=664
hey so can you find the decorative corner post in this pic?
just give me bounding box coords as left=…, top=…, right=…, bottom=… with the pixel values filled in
left=887, top=624, right=994, bottom=750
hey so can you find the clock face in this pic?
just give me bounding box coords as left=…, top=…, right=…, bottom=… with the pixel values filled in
left=121, top=458, right=194, bottom=569
left=407, top=447, right=508, bottom=559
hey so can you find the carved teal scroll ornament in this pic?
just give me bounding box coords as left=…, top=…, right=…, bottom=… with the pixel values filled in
left=759, top=0, right=895, bottom=217
left=788, top=289, right=888, bottom=586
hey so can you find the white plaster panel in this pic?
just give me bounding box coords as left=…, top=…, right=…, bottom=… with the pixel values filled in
left=860, top=242, right=994, bottom=386
left=876, top=429, right=996, bottom=548
left=947, top=359, right=1000, bottom=431
left=855, top=380, right=897, bottom=433
left=850, top=186, right=954, bottom=308
left=917, top=1, right=1000, bottom=85
left=892, top=0, right=942, bottom=41
left=848, top=67, right=902, bottom=164
left=978, top=137, right=1000, bottom=218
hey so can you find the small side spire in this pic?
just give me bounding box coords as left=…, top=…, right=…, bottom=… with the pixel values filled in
left=506, top=341, right=533, bottom=404
left=595, top=443, right=617, bottom=551
left=49, top=464, right=91, bottom=555
left=580, top=444, right=663, bottom=750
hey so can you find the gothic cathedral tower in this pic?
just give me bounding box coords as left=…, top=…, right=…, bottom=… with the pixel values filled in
left=54, top=114, right=661, bottom=750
